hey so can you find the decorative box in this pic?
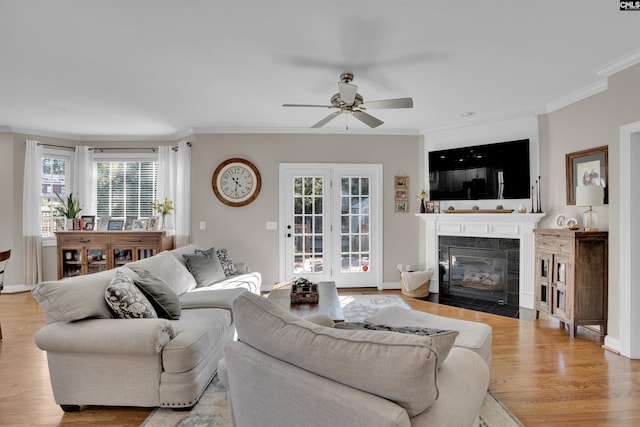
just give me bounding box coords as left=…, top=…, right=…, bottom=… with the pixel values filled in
left=290, top=278, right=319, bottom=304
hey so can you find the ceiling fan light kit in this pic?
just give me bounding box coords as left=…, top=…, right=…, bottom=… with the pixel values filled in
left=283, top=73, right=413, bottom=129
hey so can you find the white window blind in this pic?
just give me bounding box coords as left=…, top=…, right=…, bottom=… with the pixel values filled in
left=41, top=153, right=70, bottom=237
left=96, top=160, right=158, bottom=218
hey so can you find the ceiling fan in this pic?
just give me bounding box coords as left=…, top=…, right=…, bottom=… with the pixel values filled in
left=283, top=73, right=413, bottom=128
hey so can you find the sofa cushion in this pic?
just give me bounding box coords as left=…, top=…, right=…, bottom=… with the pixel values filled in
left=216, top=248, right=238, bottom=276
left=133, top=270, right=182, bottom=320
left=334, top=322, right=458, bottom=368
left=32, top=269, right=117, bottom=323
left=105, top=272, right=158, bottom=319
left=127, top=251, right=197, bottom=295
left=183, top=252, right=226, bottom=287
left=233, top=292, right=440, bottom=417
left=365, top=306, right=493, bottom=366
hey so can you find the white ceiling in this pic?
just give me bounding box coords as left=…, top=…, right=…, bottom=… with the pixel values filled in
left=1, top=1, right=639, bottom=140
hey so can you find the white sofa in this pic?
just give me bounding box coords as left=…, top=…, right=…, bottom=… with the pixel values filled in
left=219, top=292, right=490, bottom=427
left=32, top=244, right=260, bottom=411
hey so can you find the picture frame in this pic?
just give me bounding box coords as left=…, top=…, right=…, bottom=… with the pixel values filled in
left=146, top=216, right=159, bottom=231
left=96, top=216, right=111, bottom=231
left=426, top=201, right=435, bottom=213
left=433, top=200, right=441, bottom=213
left=394, top=190, right=408, bottom=200
left=565, top=145, right=608, bottom=205
left=394, top=176, right=409, bottom=189
left=132, top=219, right=147, bottom=231
left=124, top=216, right=136, bottom=231
left=395, top=201, right=408, bottom=213
left=81, top=215, right=95, bottom=231
left=107, top=219, right=124, bottom=231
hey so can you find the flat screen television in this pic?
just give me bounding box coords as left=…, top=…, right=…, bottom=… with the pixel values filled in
left=428, top=139, right=530, bottom=200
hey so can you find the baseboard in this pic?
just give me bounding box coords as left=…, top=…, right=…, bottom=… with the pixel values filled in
left=2, top=284, right=34, bottom=294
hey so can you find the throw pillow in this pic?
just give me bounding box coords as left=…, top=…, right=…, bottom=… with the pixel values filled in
left=104, top=272, right=158, bottom=319
left=183, top=252, right=226, bottom=287
left=334, top=322, right=459, bottom=368
left=127, top=251, right=197, bottom=295
left=133, top=269, right=182, bottom=319
left=216, top=249, right=238, bottom=276
left=195, top=246, right=238, bottom=276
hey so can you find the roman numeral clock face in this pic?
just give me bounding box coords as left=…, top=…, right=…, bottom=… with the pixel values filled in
left=212, top=158, right=262, bottom=207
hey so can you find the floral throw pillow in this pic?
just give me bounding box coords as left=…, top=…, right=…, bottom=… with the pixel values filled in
left=105, top=272, right=158, bottom=319
left=216, top=248, right=238, bottom=276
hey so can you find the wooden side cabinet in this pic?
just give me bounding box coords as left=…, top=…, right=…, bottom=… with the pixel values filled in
left=533, top=229, right=608, bottom=340
left=56, top=231, right=174, bottom=279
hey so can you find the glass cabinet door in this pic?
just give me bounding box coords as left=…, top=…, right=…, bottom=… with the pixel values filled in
left=61, top=249, right=83, bottom=278
left=86, top=248, right=108, bottom=275
left=113, top=249, right=133, bottom=266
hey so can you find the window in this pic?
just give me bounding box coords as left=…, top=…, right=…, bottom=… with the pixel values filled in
left=95, top=158, right=158, bottom=218
left=41, top=151, right=70, bottom=238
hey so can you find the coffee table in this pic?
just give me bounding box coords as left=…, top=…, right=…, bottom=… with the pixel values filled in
left=267, top=281, right=345, bottom=322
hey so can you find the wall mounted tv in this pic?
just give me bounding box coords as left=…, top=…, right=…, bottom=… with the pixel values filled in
left=428, top=139, right=530, bottom=200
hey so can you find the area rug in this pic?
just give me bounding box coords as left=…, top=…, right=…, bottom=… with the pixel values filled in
left=339, top=293, right=411, bottom=322
left=141, top=374, right=523, bottom=427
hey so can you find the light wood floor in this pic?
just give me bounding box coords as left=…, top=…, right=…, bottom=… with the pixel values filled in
left=2, top=289, right=640, bottom=426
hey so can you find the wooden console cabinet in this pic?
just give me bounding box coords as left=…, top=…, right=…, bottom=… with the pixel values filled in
left=534, top=229, right=608, bottom=340
left=56, top=231, right=174, bottom=279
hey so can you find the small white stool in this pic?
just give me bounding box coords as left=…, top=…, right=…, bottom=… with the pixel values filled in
left=365, top=306, right=493, bottom=367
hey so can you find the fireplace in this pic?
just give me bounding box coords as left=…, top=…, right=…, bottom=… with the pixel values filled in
left=438, top=236, right=520, bottom=306
left=417, top=212, right=545, bottom=309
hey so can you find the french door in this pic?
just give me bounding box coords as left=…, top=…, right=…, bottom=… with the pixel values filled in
left=279, top=164, right=382, bottom=288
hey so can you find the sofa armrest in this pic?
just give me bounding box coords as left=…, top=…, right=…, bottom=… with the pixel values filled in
left=35, top=318, right=175, bottom=355
left=180, top=288, right=248, bottom=310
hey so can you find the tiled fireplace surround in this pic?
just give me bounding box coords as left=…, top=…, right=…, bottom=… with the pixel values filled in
left=417, top=213, right=546, bottom=309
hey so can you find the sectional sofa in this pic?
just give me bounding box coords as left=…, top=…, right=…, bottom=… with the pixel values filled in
left=32, top=244, right=260, bottom=411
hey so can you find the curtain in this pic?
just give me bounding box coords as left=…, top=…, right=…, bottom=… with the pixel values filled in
left=156, top=143, right=191, bottom=246
left=72, top=146, right=95, bottom=214
left=175, top=141, right=191, bottom=247
left=157, top=146, right=177, bottom=230
left=23, top=140, right=43, bottom=284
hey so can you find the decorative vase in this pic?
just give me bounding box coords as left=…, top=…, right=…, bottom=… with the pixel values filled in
left=160, top=214, right=167, bottom=231
left=420, top=199, right=426, bottom=213
left=517, top=203, right=527, bottom=213
left=65, top=218, right=74, bottom=231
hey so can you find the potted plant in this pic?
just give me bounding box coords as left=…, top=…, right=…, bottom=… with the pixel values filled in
left=54, top=192, right=82, bottom=230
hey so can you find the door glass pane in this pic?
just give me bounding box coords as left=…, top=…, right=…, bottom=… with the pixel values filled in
left=541, top=259, right=548, bottom=278
left=340, top=176, right=371, bottom=273
left=557, top=262, right=565, bottom=283
left=292, top=176, right=324, bottom=274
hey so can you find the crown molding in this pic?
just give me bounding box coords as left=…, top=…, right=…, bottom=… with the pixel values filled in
left=190, top=126, right=422, bottom=136
left=544, top=79, right=608, bottom=114
left=595, top=48, right=640, bottom=77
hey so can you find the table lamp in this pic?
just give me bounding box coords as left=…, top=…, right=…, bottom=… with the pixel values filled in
left=575, top=185, right=604, bottom=231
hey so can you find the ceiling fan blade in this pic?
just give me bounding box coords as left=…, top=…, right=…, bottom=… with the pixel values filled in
left=360, top=97, right=413, bottom=109
left=283, top=103, right=333, bottom=108
left=353, top=111, right=384, bottom=128
left=311, top=111, right=341, bottom=128
left=338, top=82, right=357, bottom=105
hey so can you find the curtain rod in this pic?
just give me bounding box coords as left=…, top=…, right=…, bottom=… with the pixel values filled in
left=34, top=141, right=191, bottom=151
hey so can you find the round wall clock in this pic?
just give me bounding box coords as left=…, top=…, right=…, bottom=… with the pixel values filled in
left=212, top=158, right=262, bottom=207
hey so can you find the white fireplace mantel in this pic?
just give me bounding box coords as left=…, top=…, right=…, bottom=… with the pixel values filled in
left=417, top=212, right=546, bottom=309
